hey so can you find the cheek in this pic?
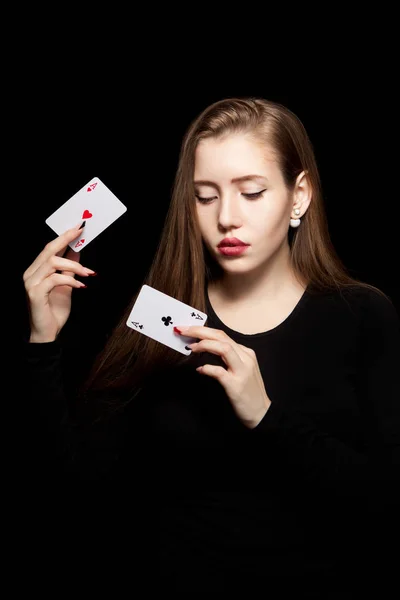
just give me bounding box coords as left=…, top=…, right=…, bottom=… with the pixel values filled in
left=249, top=203, right=282, bottom=231
left=195, top=208, right=212, bottom=242
left=251, top=204, right=290, bottom=241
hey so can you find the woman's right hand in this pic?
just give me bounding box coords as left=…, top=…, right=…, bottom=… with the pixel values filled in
left=23, top=223, right=97, bottom=343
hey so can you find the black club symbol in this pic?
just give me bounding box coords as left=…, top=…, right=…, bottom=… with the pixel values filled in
left=162, top=316, right=173, bottom=327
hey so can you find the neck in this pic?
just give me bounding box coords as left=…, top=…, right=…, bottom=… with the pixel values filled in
left=209, top=244, right=305, bottom=305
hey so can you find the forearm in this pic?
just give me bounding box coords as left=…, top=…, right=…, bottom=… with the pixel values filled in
left=23, top=340, right=120, bottom=481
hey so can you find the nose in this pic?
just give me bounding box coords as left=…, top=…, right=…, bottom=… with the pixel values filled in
left=217, top=193, right=243, bottom=230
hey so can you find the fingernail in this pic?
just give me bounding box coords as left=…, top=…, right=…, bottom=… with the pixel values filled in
left=174, top=326, right=189, bottom=334
left=79, top=220, right=86, bottom=229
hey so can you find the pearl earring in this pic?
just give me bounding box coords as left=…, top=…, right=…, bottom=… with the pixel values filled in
left=290, top=208, right=301, bottom=228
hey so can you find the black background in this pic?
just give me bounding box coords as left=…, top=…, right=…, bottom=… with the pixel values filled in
left=9, top=25, right=400, bottom=592
left=11, top=32, right=399, bottom=414
left=17, top=80, right=399, bottom=380
left=8, top=0, right=399, bottom=364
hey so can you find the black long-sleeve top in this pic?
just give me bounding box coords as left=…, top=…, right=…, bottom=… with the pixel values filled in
left=23, top=284, right=400, bottom=594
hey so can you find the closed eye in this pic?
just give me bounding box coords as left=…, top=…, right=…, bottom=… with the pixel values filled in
left=195, top=189, right=266, bottom=204
left=243, top=190, right=266, bottom=199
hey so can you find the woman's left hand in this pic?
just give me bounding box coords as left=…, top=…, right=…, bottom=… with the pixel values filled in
left=175, top=325, right=271, bottom=429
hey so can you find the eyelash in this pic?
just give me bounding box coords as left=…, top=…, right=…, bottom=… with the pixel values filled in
left=195, top=189, right=267, bottom=205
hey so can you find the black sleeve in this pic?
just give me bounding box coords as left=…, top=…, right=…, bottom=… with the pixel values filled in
left=22, top=339, right=141, bottom=484
left=251, top=290, right=400, bottom=514
left=21, top=339, right=158, bottom=589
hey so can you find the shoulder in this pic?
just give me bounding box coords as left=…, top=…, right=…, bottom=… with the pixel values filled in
left=346, top=286, right=398, bottom=325
left=337, top=286, right=400, bottom=346
left=307, top=284, right=399, bottom=335
left=320, top=284, right=397, bottom=318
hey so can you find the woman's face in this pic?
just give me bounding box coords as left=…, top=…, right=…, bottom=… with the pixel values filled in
left=194, top=132, right=309, bottom=276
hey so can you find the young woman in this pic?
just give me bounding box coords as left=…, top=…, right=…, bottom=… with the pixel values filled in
left=23, top=97, right=400, bottom=595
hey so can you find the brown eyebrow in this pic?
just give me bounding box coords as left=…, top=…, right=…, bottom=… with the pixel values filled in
left=194, top=174, right=269, bottom=188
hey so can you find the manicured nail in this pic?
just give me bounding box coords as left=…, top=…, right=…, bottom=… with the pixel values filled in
left=79, top=220, right=86, bottom=229
left=174, top=326, right=189, bottom=334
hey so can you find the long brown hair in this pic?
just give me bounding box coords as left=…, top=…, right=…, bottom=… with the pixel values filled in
left=80, top=97, right=391, bottom=416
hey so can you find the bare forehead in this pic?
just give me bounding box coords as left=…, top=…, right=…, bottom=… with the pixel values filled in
left=195, top=133, right=277, bottom=164
left=194, top=134, right=278, bottom=183
left=197, top=132, right=274, bottom=152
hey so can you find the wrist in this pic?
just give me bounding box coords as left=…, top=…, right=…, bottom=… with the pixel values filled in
left=246, top=400, right=271, bottom=429
left=29, top=334, right=57, bottom=343
left=249, top=408, right=268, bottom=429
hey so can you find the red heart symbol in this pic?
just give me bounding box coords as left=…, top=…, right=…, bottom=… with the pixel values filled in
left=75, top=238, right=85, bottom=248
left=87, top=187, right=92, bottom=192
left=82, top=210, right=93, bottom=219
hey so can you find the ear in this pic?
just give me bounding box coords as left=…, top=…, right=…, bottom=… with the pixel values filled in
left=292, top=170, right=312, bottom=217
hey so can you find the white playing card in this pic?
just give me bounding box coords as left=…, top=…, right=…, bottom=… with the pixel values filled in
left=126, top=285, right=208, bottom=355
left=45, top=176, right=127, bottom=252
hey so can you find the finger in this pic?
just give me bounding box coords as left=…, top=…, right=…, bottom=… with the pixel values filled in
left=27, top=273, right=87, bottom=300
left=57, top=248, right=82, bottom=277
left=196, top=364, right=227, bottom=380
left=23, top=223, right=85, bottom=282
left=175, top=326, right=226, bottom=340
left=56, top=238, right=83, bottom=259
left=25, top=254, right=94, bottom=292
left=192, top=340, right=241, bottom=370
